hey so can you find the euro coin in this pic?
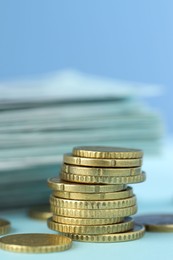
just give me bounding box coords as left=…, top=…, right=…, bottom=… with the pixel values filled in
left=0, top=233, right=72, bottom=253
left=53, top=186, right=133, bottom=201
left=61, top=171, right=146, bottom=184
left=62, top=224, right=145, bottom=242
left=73, top=146, right=143, bottom=159
left=64, top=154, right=142, bottom=168
left=50, top=195, right=136, bottom=210
left=62, top=164, right=141, bottom=176
left=50, top=204, right=137, bottom=218
left=52, top=215, right=124, bottom=225
left=47, top=217, right=134, bottom=234
left=134, top=214, right=173, bottom=232
left=28, top=205, right=52, bottom=220
left=48, top=177, right=126, bottom=193
left=0, top=219, right=10, bottom=235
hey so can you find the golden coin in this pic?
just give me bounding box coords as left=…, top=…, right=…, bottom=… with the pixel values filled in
left=50, top=195, right=136, bottom=210
left=47, top=217, right=134, bottom=234
left=48, top=177, right=126, bottom=193
left=73, top=146, right=143, bottom=159
left=61, top=171, right=146, bottom=184
left=63, top=224, right=145, bottom=242
left=62, top=164, right=141, bottom=176
left=0, top=219, right=10, bottom=235
left=53, top=186, right=133, bottom=201
left=0, top=233, right=72, bottom=253
left=64, top=154, right=142, bottom=168
left=52, top=215, right=124, bottom=225
left=28, top=205, right=52, bottom=220
left=50, top=204, right=137, bottom=218
left=134, top=214, right=173, bottom=232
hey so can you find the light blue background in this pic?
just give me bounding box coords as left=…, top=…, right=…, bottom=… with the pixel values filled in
left=0, top=0, right=173, bottom=132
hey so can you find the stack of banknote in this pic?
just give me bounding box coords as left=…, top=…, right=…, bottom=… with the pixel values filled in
left=0, top=70, right=163, bottom=208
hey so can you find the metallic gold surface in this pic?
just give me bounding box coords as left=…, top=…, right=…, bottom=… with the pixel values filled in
left=53, top=187, right=133, bottom=201
left=0, top=219, right=11, bottom=235
left=47, top=217, right=134, bottom=234
left=52, top=215, right=124, bottom=225
left=28, top=205, right=52, bottom=220
left=61, top=171, right=146, bottom=184
left=62, top=224, right=145, bottom=242
left=50, top=195, right=136, bottom=210
left=50, top=204, right=137, bottom=218
left=48, top=177, right=126, bottom=193
left=62, top=164, right=141, bottom=176
left=73, top=146, right=143, bottom=159
left=63, top=154, right=142, bottom=168
left=0, top=233, right=72, bottom=253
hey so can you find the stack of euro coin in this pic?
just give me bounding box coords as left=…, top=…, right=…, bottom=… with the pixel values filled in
left=47, top=146, right=146, bottom=242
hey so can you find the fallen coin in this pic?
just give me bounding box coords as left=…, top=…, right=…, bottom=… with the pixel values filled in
left=28, top=205, right=52, bottom=220
left=134, top=214, right=173, bottom=232
left=0, top=233, right=72, bottom=253
left=0, top=219, right=11, bottom=235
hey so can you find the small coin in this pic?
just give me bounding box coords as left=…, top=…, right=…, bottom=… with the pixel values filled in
left=0, top=219, right=11, bottom=235
left=61, top=171, right=146, bottom=185
left=28, top=205, right=52, bottom=220
left=53, top=186, right=133, bottom=201
left=0, top=233, right=72, bottom=253
left=64, top=154, right=142, bottom=168
left=48, top=177, right=126, bottom=193
left=62, top=164, right=141, bottom=176
left=50, top=195, right=136, bottom=210
left=52, top=215, right=124, bottom=225
left=47, top=217, right=134, bottom=235
left=50, top=204, right=137, bottom=218
left=134, top=214, right=173, bottom=232
left=62, top=224, right=145, bottom=242
left=73, top=146, right=143, bottom=159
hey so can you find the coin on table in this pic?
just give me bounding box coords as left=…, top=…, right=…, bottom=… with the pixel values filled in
left=62, top=224, right=145, bottom=242
left=61, top=171, right=146, bottom=184
left=62, top=164, right=142, bottom=176
left=53, top=186, right=133, bottom=201
left=52, top=215, right=124, bottom=225
left=50, top=195, right=136, bottom=210
left=0, top=219, right=11, bottom=235
left=47, top=217, right=134, bottom=235
left=50, top=204, right=137, bottom=218
left=134, top=214, right=173, bottom=232
left=72, top=146, right=143, bottom=159
left=48, top=177, right=126, bottom=193
left=0, top=233, right=72, bottom=253
left=28, top=205, right=52, bottom=220
left=63, top=154, right=142, bottom=168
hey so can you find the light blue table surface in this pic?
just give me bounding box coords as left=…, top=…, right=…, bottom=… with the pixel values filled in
left=1, top=138, right=173, bottom=260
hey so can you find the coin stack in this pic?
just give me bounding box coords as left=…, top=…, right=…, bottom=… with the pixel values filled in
left=47, top=146, right=146, bottom=242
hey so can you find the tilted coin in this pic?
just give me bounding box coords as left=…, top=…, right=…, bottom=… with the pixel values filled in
left=62, top=224, right=145, bottom=242
left=50, top=195, right=136, bottom=210
left=50, top=204, right=137, bottom=218
left=63, top=154, right=142, bottom=168
left=0, top=219, right=11, bottom=235
left=28, top=205, right=52, bottom=220
left=48, top=177, right=126, bottom=193
left=73, top=146, right=143, bottom=159
left=62, top=164, right=141, bottom=176
left=53, top=186, right=133, bottom=201
left=52, top=215, right=124, bottom=225
left=47, top=217, right=134, bottom=234
left=61, top=171, right=146, bottom=184
left=134, top=214, right=173, bottom=232
left=0, top=233, right=72, bottom=253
